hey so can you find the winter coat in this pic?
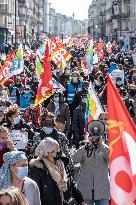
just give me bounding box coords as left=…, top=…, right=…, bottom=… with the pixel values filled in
left=71, top=144, right=110, bottom=201
left=47, top=101, right=71, bottom=134
left=29, top=158, right=63, bottom=205
left=23, top=106, right=41, bottom=128
left=72, top=105, right=85, bottom=141
left=20, top=93, right=33, bottom=109
left=29, top=157, right=84, bottom=205
left=66, top=82, right=83, bottom=105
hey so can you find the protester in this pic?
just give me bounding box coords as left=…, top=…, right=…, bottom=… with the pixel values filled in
left=47, top=91, right=71, bottom=135
left=30, top=137, right=68, bottom=205
left=66, top=70, right=83, bottom=117
left=72, top=90, right=88, bottom=148
left=0, top=84, right=9, bottom=102
left=71, top=137, right=110, bottom=205
left=0, top=151, right=41, bottom=205
left=0, top=187, right=29, bottom=205
left=19, top=85, right=34, bottom=110
left=0, top=99, right=7, bottom=126
left=23, top=96, right=41, bottom=129
left=30, top=137, right=86, bottom=205
left=0, top=126, right=16, bottom=168
left=4, top=104, right=34, bottom=152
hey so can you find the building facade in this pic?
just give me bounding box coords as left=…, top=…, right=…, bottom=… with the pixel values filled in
left=129, top=0, right=136, bottom=48
left=0, top=0, right=19, bottom=44
left=88, top=0, right=106, bottom=39
left=88, top=0, right=133, bottom=45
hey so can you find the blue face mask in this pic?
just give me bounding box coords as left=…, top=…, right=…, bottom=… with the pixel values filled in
left=0, top=142, right=6, bottom=149
left=16, top=166, right=28, bottom=180
left=54, top=151, right=62, bottom=161
left=13, top=116, right=20, bottom=125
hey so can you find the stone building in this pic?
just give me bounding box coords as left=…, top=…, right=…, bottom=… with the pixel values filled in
left=0, top=0, right=19, bottom=43
left=88, top=0, right=106, bottom=39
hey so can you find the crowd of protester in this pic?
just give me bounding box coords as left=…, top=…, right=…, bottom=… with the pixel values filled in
left=0, top=38, right=136, bottom=205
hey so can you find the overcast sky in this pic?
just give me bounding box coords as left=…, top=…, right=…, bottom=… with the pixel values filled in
left=49, top=0, right=92, bottom=20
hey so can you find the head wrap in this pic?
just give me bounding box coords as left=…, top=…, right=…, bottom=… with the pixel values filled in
left=35, top=137, right=59, bottom=159
left=0, top=151, right=27, bottom=189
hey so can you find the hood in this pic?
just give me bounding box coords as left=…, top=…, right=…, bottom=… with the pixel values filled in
left=29, top=158, right=44, bottom=169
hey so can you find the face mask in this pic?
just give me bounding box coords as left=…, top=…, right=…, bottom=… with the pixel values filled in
left=0, top=142, right=6, bottom=149
left=116, top=81, right=122, bottom=86
left=54, top=97, right=59, bottom=102
left=16, top=166, right=28, bottom=180
left=72, top=77, right=78, bottom=83
left=43, top=127, right=53, bottom=134
left=82, top=98, right=87, bottom=104
left=24, top=90, right=29, bottom=94
left=54, top=151, right=62, bottom=161
left=95, top=80, right=100, bottom=86
left=13, top=116, right=20, bottom=125
left=30, top=104, right=35, bottom=109
left=0, top=106, right=5, bottom=111
left=80, top=77, right=84, bottom=82
left=0, top=116, right=4, bottom=122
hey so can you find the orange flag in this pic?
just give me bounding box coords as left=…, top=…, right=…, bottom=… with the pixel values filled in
left=107, top=75, right=136, bottom=205
left=35, top=43, right=53, bottom=106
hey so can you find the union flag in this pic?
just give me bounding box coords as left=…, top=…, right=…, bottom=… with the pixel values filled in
left=35, top=43, right=53, bottom=106
left=107, top=75, right=136, bottom=205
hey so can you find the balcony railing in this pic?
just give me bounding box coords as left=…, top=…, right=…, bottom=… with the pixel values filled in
left=0, top=3, right=8, bottom=12
left=112, top=12, right=130, bottom=19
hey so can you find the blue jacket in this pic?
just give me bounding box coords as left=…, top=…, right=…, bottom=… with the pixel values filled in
left=67, top=82, right=83, bottom=104
left=20, top=93, right=32, bottom=109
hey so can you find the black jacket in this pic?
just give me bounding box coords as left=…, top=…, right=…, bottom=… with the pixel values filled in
left=29, top=158, right=84, bottom=205
left=29, top=162, right=62, bottom=205
left=72, top=105, right=85, bottom=141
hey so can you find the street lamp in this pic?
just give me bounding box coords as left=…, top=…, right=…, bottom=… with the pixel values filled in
left=15, top=0, right=17, bottom=44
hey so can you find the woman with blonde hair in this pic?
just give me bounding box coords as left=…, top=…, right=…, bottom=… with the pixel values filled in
left=0, top=187, right=29, bottom=205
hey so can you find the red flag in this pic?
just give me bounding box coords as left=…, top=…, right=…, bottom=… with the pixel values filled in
left=107, top=75, right=136, bottom=205
left=0, top=50, right=16, bottom=84
left=50, top=35, right=71, bottom=68
left=95, top=42, right=104, bottom=61
left=35, top=43, right=53, bottom=106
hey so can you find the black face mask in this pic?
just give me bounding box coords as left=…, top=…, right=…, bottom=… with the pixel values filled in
left=53, top=151, right=62, bottom=161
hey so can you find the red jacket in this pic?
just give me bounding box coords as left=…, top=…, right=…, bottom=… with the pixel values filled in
left=23, top=106, right=41, bottom=128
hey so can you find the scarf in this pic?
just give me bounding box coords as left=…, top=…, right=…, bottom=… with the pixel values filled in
left=0, top=151, right=27, bottom=189
left=42, top=158, right=68, bottom=193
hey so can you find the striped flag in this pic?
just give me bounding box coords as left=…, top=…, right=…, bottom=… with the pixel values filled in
left=85, top=81, right=104, bottom=126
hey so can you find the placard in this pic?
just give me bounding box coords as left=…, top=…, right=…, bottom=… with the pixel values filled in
left=9, top=130, right=28, bottom=150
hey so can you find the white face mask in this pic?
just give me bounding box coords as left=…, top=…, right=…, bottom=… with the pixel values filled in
left=24, top=90, right=29, bottom=94
left=72, top=77, right=78, bottom=83
left=30, top=104, right=35, bottom=109
left=0, top=106, right=5, bottom=111
left=43, top=127, right=53, bottom=134
left=54, top=96, right=59, bottom=102
left=116, top=81, right=122, bottom=86
left=13, top=116, right=20, bottom=125
left=0, top=116, right=4, bottom=122
left=82, top=98, right=87, bottom=104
